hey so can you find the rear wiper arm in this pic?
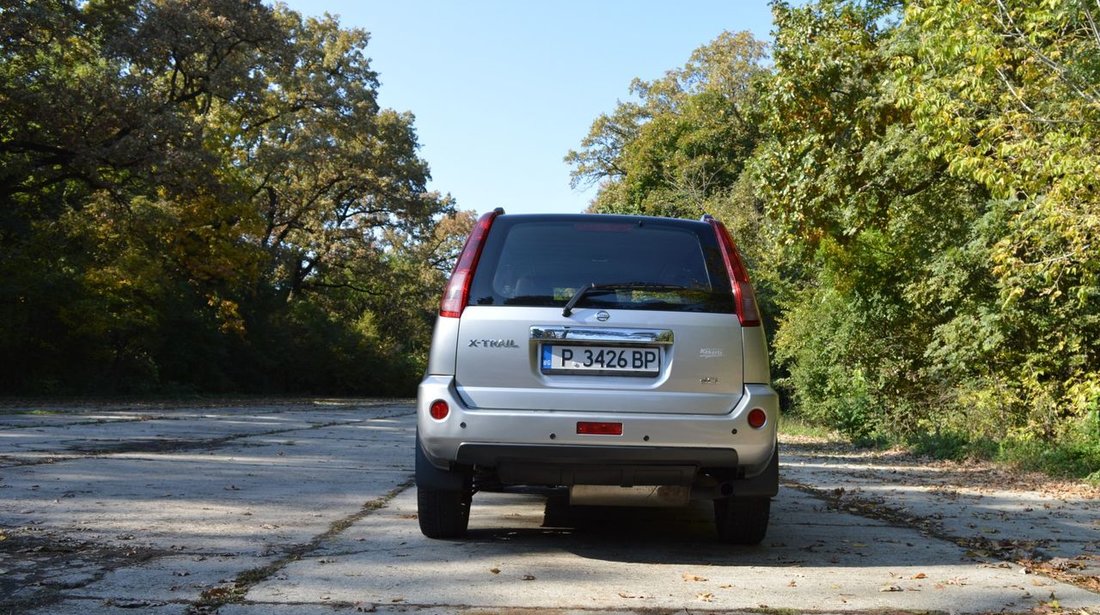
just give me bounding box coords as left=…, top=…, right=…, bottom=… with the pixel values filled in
left=562, top=282, right=687, bottom=317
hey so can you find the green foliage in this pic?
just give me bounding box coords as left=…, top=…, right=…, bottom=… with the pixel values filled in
left=756, top=0, right=984, bottom=439
left=0, top=0, right=462, bottom=395
left=908, top=415, right=1100, bottom=481
left=896, top=0, right=1100, bottom=438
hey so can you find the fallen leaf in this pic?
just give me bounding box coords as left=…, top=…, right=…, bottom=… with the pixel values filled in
left=879, top=585, right=903, bottom=592
left=522, top=574, right=535, bottom=581
left=682, top=573, right=708, bottom=582
left=489, top=567, right=500, bottom=574
left=913, top=572, right=927, bottom=579
left=787, top=580, right=797, bottom=587
left=697, top=592, right=715, bottom=602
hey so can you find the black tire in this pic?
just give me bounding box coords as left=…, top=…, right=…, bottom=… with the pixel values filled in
left=714, top=496, right=770, bottom=545
left=414, top=431, right=473, bottom=539
left=417, top=485, right=471, bottom=538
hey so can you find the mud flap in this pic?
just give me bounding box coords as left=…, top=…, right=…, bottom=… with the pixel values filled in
left=415, top=433, right=470, bottom=491
left=734, top=443, right=779, bottom=497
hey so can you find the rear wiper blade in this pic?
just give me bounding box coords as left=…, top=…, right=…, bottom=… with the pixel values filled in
left=562, top=282, right=687, bottom=317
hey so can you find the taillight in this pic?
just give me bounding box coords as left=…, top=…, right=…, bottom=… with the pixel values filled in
left=705, top=215, right=761, bottom=327
left=439, top=208, right=503, bottom=318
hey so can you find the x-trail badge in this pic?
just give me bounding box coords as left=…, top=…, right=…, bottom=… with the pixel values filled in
left=467, top=339, right=519, bottom=349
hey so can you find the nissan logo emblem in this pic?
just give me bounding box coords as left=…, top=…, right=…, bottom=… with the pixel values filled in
left=596, top=310, right=611, bottom=322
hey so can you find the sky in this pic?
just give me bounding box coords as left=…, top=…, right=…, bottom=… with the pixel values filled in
left=276, top=1, right=778, bottom=216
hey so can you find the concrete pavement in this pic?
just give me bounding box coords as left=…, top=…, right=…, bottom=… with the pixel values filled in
left=0, top=401, right=1096, bottom=614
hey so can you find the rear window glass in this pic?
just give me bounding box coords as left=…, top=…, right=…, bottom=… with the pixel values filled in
left=467, top=216, right=735, bottom=313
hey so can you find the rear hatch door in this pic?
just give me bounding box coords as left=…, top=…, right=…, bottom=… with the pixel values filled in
left=454, top=215, right=744, bottom=416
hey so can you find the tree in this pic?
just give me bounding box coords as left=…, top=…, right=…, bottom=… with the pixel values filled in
left=0, top=0, right=456, bottom=394
left=1, top=0, right=282, bottom=391
left=895, top=0, right=1100, bottom=439
left=755, top=0, right=958, bottom=437
left=565, top=30, right=768, bottom=217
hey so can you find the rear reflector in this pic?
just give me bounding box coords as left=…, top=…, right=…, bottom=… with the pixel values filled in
left=439, top=208, right=502, bottom=318
left=429, top=399, right=450, bottom=420
left=747, top=408, right=767, bottom=429
left=576, top=421, right=623, bottom=436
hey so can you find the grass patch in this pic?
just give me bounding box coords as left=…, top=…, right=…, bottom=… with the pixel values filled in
left=907, top=427, right=1100, bottom=483
left=778, top=414, right=837, bottom=439
left=908, top=431, right=997, bottom=461
left=997, top=437, right=1100, bottom=483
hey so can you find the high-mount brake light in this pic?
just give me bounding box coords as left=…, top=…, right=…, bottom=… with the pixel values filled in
left=703, top=215, right=762, bottom=327
left=439, top=208, right=503, bottom=318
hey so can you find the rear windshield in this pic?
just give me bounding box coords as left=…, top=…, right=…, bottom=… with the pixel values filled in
left=468, top=216, right=735, bottom=313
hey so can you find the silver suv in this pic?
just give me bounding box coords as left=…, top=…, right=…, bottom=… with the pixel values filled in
left=416, top=210, right=778, bottom=543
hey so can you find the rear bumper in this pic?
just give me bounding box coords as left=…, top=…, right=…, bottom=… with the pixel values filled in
left=417, top=376, right=779, bottom=487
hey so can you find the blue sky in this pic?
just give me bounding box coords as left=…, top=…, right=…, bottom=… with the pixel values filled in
left=276, top=1, right=777, bottom=215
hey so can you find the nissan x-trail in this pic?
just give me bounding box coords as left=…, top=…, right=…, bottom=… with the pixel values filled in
left=416, top=210, right=778, bottom=544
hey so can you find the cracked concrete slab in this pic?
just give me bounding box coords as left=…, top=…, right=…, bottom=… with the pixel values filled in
left=0, top=401, right=415, bottom=614
left=783, top=442, right=1100, bottom=583
left=244, top=488, right=1099, bottom=613
left=2, top=402, right=1097, bottom=614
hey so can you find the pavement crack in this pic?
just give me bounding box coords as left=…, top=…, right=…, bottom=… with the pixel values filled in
left=184, top=477, right=415, bottom=615
left=782, top=477, right=1100, bottom=595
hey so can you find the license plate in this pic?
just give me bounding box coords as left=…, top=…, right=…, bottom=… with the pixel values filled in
left=540, top=344, right=660, bottom=376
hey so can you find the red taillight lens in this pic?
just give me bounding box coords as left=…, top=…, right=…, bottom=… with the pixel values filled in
left=439, top=209, right=502, bottom=318
left=747, top=408, right=767, bottom=429
left=576, top=421, right=623, bottom=436
left=706, top=217, right=761, bottom=327
left=429, top=399, right=450, bottom=420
